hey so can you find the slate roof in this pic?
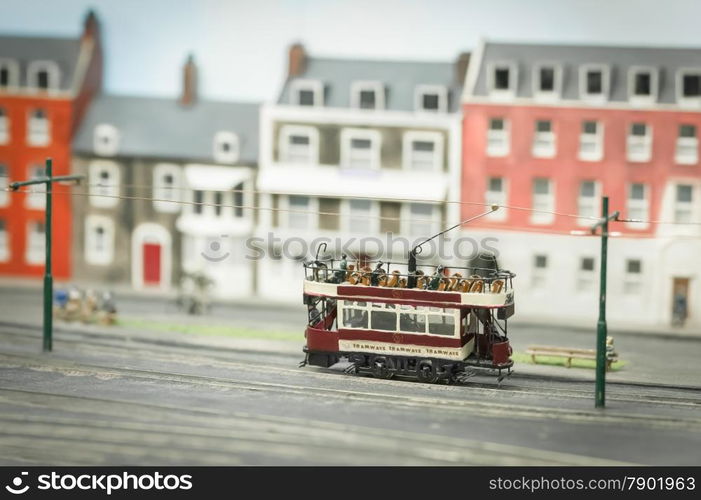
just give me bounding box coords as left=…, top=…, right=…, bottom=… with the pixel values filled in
left=0, top=35, right=82, bottom=91
left=468, top=41, right=701, bottom=104
left=73, top=95, right=260, bottom=164
left=278, top=57, right=464, bottom=112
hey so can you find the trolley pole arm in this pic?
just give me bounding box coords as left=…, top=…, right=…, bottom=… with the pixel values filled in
left=9, top=174, right=84, bottom=190
left=407, top=205, right=499, bottom=288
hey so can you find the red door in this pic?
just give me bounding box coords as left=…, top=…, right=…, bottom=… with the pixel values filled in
left=143, top=243, right=161, bottom=285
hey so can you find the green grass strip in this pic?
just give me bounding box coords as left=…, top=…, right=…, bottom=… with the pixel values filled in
left=117, top=316, right=302, bottom=342
left=511, top=351, right=626, bottom=371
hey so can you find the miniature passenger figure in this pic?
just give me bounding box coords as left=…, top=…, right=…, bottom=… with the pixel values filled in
left=428, top=265, right=445, bottom=290
left=371, top=261, right=385, bottom=286
left=334, top=254, right=348, bottom=283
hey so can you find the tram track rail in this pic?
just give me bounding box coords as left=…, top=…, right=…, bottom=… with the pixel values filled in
left=1, top=349, right=700, bottom=432
left=1, top=320, right=699, bottom=407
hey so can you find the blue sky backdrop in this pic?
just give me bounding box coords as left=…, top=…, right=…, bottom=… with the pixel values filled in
left=1, top=0, right=699, bottom=102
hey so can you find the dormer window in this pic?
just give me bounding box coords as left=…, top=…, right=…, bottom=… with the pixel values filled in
left=415, top=85, right=448, bottom=112
left=580, top=65, right=609, bottom=101
left=533, top=64, right=562, bottom=100
left=213, top=131, right=239, bottom=164
left=0, top=59, right=19, bottom=89
left=488, top=62, right=517, bottom=98
left=27, top=61, right=60, bottom=93
left=351, top=81, right=385, bottom=110
left=93, top=124, right=120, bottom=156
left=27, top=109, right=50, bottom=146
left=290, top=79, right=323, bottom=107
left=677, top=69, right=701, bottom=107
left=629, top=67, right=657, bottom=105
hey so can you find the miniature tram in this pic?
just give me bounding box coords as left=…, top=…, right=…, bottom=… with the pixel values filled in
left=300, top=251, right=516, bottom=384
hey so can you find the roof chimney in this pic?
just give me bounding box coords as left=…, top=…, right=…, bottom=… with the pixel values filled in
left=288, top=43, right=307, bottom=78
left=180, top=54, right=197, bottom=106
left=81, top=9, right=100, bottom=41
left=454, top=52, right=470, bottom=85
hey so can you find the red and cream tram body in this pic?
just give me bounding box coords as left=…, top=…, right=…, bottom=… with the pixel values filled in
left=301, top=259, right=516, bottom=383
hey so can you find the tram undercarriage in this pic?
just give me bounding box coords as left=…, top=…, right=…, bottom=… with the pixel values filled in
left=302, top=349, right=514, bottom=385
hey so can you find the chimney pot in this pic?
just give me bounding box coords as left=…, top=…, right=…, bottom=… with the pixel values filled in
left=180, top=54, right=197, bottom=106
left=288, top=43, right=306, bottom=78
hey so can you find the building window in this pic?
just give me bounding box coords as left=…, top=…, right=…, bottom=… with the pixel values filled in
left=578, top=181, right=598, bottom=225
left=27, top=109, right=50, bottom=146
left=233, top=182, right=244, bottom=218
left=279, top=125, right=319, bottom=164
left=678, top=69, right=701, bottom=105
left=153, top=164, right=181, bottom=213
left=0, top=164, right=7, bottom=207
left=0, top=59, right=20, bottom=89
left=192, top=190, right=204, bottom=215
left=288, top=195, right=314, bottom=230
left=88, top=161, right=120, bottom=208
left=351, top=81, right=384, bottom=110
left=27, top=61, right=60, bottom=92
left=347, top=199, right=373, bottom=233
left=486, top=177, right=507, bottom=221
left=93, top=124, right=120, bottom=156
left=26, top=220, right=45, bottom=264
left=380, top=201, right=401, bottom=233
left=486, top=117, right=509, bottom=157
left=403, top=131, right=443, bottom=172
left=0, top=107, right=8, bottom=145
left=533, top=64, right=561, bottom=100
left=85, top=215, right=115, bottom=265
left=0, top=218, right=8, bottom=262
left=25, top=165, right=46, bottom=209
left=415, top=85, right=448, bottom=112
left=290, top=79, right=323, bottom=107
left=406, top=203, right=439, bottom=236
left=577, top=257, right=596, bottom=291
left=626, top=183, right=649, bottom=229
left=213, top=131, right=239, bottom=164
left=674, top=184, right=693, bottom=223
left=676, top=124, right=698, bottom=165
left=532, top=119, right=555, bottom=158
left=213, top=191, right=223, bottom=217
left=489, top=63, right=516, bottom=94
left=629, top=67, right=657, bottom=104
left=532, top=254, right=547, bottom=288
left=579, top=120, right=603, bottom=161
left=580, top=65, right=609, bottom=101
left=531, top=178, right=554, bottom=224
left=624, top=259, right=643, bottom=294
left=341, top=129, right=381, bottom=169
left=627, top=122, right=652, bottom=162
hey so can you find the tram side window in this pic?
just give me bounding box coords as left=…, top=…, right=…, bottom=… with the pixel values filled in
left=399, top=312, right=426, bottom=333
left=428, top=314, right=455, bottom=336
left=342, top=301, right=368, bottom=329
left=371, top=303, right=397, bottom=331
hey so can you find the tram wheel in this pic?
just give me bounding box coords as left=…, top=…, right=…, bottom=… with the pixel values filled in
left=416, top=360, right=439, bottom=384
left=371, top=356, right=394, bottom=379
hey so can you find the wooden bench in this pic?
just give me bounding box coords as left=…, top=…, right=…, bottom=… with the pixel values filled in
left=526, top=345, right=619, bottom=370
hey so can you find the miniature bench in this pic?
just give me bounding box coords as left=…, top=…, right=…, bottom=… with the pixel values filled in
left=526, top=345, right=619, bottom=370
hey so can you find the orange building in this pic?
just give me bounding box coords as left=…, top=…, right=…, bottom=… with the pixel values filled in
left=0, top=10, right=102, bottom=279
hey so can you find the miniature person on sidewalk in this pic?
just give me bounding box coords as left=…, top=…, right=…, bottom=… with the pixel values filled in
left=334, top=254, right=348, bottom=283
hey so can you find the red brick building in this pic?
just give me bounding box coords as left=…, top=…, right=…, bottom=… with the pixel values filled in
left=0, top=10, right=102, bottom=279
left=461, top=41, right=701, bottom=328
